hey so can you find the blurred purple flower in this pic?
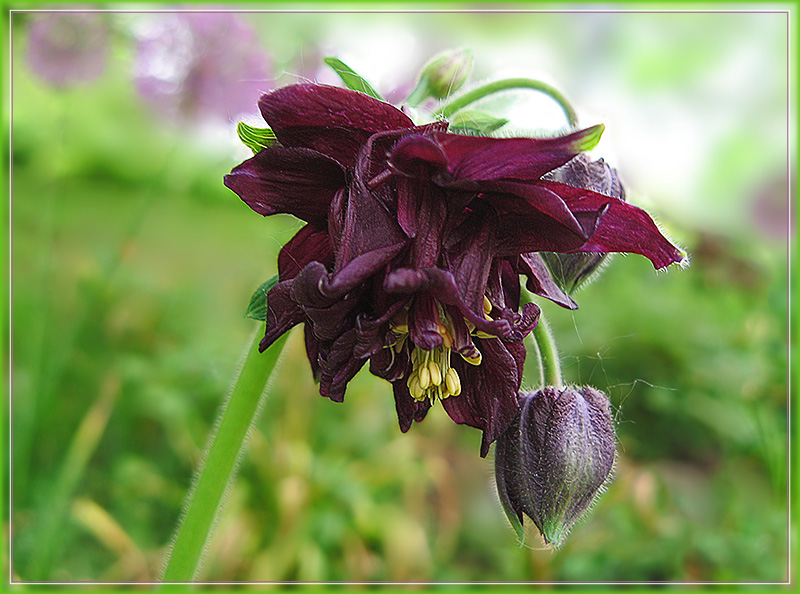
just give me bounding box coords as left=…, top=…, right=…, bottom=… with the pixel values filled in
left=134, top=13, right=271, bottom=122
left=225, top=84, right=685, bottom=455
left=26, top=13, right=109, bottom=88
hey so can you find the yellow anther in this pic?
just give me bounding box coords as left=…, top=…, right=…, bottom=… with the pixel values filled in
left=461, top=350, right=482, bottom=366
left=393, top=323, right=409, bottom=334
left=436, top=322, right=448, bottom=335
left=418, top=365, right=431, bottom=390
left=445, top=368, right=461, bottom=397
left=483, top=295, right=492, bottom=316
left=409, top=377, right=424, bottom=400
left=428, top=361, right=442, bottom=386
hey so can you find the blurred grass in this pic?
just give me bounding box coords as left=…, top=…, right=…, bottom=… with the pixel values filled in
left=7, top=9, right=792, bottom=584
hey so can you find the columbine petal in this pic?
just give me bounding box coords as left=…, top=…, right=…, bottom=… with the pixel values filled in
left=538, top=180, right=686, bottom=269
left=258, top=280, right=305, bottom=352
left=259, top=84, right=414, bottom=167
left=443, top=338, right=525, bottom=457
left=277, top=223, right=333, bottom=280
left=443, top=201, right=497, bottom=315
left=391, top=380, right=432, bottom=433
left=318, top=328, right=366, bottom=402
left=432, top=125, right=604, bottom=182
left=224, top=147, right=345, bottom=224
left=512, top=252, right=578, bottom=310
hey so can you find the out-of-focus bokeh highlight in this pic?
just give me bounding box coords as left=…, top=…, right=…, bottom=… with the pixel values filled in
left=8, top=8, right=793, bottom=582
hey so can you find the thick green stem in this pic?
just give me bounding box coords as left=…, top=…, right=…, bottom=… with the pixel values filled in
left=532, top=314, right=563, bottom=388
left=161, top=327, right=288, bottom=582
left=436, top=78, right=579, bottom=128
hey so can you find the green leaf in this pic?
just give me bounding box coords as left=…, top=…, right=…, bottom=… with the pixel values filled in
left=323, top=57, right=383, bottom=100
left=245, top=276, right=279, bottom=321
left=449, top=110, right=509, bottom=134
left=237, top=122, right=278, bottom=154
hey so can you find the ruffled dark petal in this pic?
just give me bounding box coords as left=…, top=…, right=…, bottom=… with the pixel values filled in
left=369, top=340, right=411, bottom=383
left=443, top=337, right=524, bottom=457
left=352, top=297, right=409, bottom=360
left=390, top=134, right=449, bottom=178
left=318, top=328, right=367, bottom=403
left=391, top=378, right=432, bottom=433
left=432, top=125, right=604, bottom=182
left=443, top=200, right=497, bottom=315
left=224, top=147, right=345, bottom=224
left=483, top=182, right=595, bottom=239
left=258, top=280, right=305, bottom=352
left=383, top=267, right=514, bottom=339
left=259, top=84, right=414, bottom=167
left=337, top=150, right=409, bottom=270
left=278, top=223, right=333, bottom=280
left=537, top=180, right=686, bottom=269
left=512, top=252, right=578, bottom=310
left=495, top=205, right=604, bottom=256
left=304, top=324, right=322, bottom=381
left=322, top=242, right=406, bottom=299
left=409, top=294, right=444, bottom=351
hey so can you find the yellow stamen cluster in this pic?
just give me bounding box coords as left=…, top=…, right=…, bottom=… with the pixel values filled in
left=388, top=295, right=498, bottom=404
left=407, top=345, right=462, bottom=403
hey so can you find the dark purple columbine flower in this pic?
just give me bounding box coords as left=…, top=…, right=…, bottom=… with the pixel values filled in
left=134, top=13, right=271, bottom=122
left=494, top=387, right=616, bottom=547
left=224, top=83, right=685, bottom=455
left=26, top=13, right=109, bottom=88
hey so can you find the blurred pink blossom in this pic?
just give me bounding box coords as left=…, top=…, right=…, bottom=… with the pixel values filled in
left=134, top=13, right=272, bottom=123
left=27, top=13, right=109, bottom=88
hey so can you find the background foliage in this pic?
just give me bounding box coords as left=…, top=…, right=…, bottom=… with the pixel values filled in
left=7, top=7, right=793, bottom=583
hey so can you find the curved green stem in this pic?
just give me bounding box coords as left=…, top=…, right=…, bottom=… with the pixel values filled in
left=532, top=314, right=563, bottom=388
left=161, top=327, right=288, bottom=582
left=526, top=325, right=545, bottom=388
left=436, top=78, right=578, bottom=128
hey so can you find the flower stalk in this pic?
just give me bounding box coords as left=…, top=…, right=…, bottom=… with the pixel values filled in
left=161, top=327, right=288, bottom=582
left=436, top=77, right=580, bottom=128
left=532, top=314, right=563, bottom=389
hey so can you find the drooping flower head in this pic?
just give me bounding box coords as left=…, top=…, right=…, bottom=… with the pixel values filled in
left=225, top=83, right=685, bottom=455
left=134, top=13, right=271, bottom=122
left=26, top=13, right=109, bottom=88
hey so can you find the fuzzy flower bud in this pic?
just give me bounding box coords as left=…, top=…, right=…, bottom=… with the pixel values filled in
left=494, top=386, right=616, bottom=547
left=418, top=48, right=473, bottom=99
left=541, top=155, right=626, bottom=293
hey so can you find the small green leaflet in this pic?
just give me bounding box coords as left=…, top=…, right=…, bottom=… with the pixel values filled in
left=449, top=110, right=509, bottom=135
left=245, top=276, right=279, bottom=321
left=237, top=122, right=278, bottom=154
left=324, top=57, right=383, bottom=100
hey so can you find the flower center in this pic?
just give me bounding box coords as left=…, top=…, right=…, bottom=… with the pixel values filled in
left=390, top=296, right=494, bottom=404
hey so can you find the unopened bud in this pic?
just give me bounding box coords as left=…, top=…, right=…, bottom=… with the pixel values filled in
left=494, top=386, right=616, bottom=547
left=541, top=155, right=626, bottom=293
left=419, top=48, right=472, bottom=99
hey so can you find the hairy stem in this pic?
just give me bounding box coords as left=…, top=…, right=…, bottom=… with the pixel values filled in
left=437, top=77, right=579, bottom=128
left=161, top=327, right=288, bottom=582
left=532, top=314, right=563, bottom=388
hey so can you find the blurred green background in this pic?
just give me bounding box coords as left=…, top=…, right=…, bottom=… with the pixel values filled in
left=7, top=7, right=793, bottom=583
